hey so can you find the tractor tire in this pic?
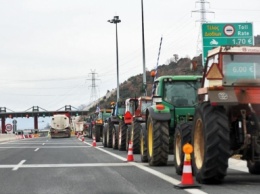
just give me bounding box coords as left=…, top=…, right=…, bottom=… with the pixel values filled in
left=132, top=121, right=141, bottom=154
left=88, top=124, right=93, bottom=138
left=125, top=126, right=131, bottom=152
left=102, top=124, right=108, bottom=147
left=112, top=125, right=118, bottom=149
left=147, top=114, right=169, bottom=166
left=95, top=126, right=101, bottom=142
left=192, top=102, right=230, bottom=184
left=140, top=124, right=148, bottom=162
left=106, top=121, right=113, bottom=148
left=174, top=122, right=192, bottom=175
left=247, top=160, right=260, bottom=174
left=118, top=121, right=127, bottom=151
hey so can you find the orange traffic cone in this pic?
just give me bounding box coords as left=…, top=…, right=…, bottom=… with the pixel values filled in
left=92, top=136, right=97, bottom=147
left=174, top=143, right=200, bottom=189
left=127, top=141, right=134, bottom=162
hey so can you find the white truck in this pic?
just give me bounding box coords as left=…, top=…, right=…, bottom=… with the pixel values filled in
left=71, top=116, right=84, bottom=136
left=75, top=121, right=84, bottom=136
left=50, top=114, right=71, bottom=138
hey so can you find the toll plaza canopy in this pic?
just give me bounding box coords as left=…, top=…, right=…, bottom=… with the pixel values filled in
left=0, top=105, right=89, bottom=133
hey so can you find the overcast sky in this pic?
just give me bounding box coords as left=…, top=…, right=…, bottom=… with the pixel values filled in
left=1, top=0, right=260, bottom=128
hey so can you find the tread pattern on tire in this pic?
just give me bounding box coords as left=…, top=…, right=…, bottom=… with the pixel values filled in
left=192, top=102, right=230, bottom=184
left=118, top=120, right=127, bottom=151
left=140, top=124, right=148, bottom=162
left=174, top=122, right=192, bottom=175
left=132, top=121, right=142, bottom=154
left=147, top=115, right=169, bottom=166
left=107, top=121, right=113, bottom=148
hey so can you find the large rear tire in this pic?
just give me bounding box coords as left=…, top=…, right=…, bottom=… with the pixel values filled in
left=140, top=123, right=148, bottom=162
left=95, top=125, right=101, bottom=142
left=192, top=102, right=230, bottom=184
left=174, top=122, right=192, bottom=175
left=112, top=125, right=118, bottom=149
left=125, top=126, right=131, bottom=152
left=147, top=114, right=169, bottom=166
left=118, top=120, right=127, bottom=151
left=132, top=121, right=141, bottom=154
left=106, top=121, right=113, bottom=148
left=102, top=124, right=108, bottom=147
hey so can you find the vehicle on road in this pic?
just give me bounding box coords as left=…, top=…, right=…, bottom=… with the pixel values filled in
left=93, top=108, right=112, bottom=142
left=144, top=75, right=202, bottom=166
left=175, top=46, right=260, bottom=184
left=50, top=114, right=71, bottom=138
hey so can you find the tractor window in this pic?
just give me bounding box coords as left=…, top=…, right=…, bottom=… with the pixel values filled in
left=153, top=82, right=159, bottom=96
left=126, top=100, right=136, bottom=115
left=116, top=107, right=125, bottom=116
left=223, top=54, right=260, bottom=85
left=164, top=81, right=199, bottom=106
left=141, top=100, right=152, bottom=114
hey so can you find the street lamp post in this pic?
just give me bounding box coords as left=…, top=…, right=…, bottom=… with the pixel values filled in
left=108, top=16, right=121, bottom=103
left=141, top=0, right=147, bottom=96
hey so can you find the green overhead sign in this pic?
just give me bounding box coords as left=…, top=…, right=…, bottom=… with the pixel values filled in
left=202, top=22, right=254, bottom=65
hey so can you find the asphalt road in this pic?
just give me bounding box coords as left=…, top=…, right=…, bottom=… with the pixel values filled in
left=0, top=136, right=259, bottom=194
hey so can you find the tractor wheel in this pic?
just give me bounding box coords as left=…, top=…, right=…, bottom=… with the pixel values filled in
left=247, top=160, right=260, bottom=174
left=147, top=114, right=169, bottom=166
left=192, top=102, right=230, bottom=184
left=125, top=126, right=131, bottom=152
left=102, top=124, right=108, bottom=147
left=118, top=121, right=127, bottom=151
left=112, top=125, right=118, bottom=149
left=88, top=124, right=93, bottom=138
left=174, top=122, right=192, bottom=175
left=132, top=121, right=141, bottom=154
left=106, top=121, right=113, bottom=148
left=94, top=126, right=101, bottom=142
left=140, top=123, right=148, bottom=162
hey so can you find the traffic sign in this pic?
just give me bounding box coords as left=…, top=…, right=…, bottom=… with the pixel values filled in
left=5, top=124, right=13, bottom=133
left=202, top=22, right=254, bottom=65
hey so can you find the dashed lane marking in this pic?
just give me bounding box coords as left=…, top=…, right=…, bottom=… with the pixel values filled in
left=34, top=148, right=40, bottom=152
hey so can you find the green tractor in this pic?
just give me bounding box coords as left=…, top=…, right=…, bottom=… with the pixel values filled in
left=143, top=75, right=202, bottom=166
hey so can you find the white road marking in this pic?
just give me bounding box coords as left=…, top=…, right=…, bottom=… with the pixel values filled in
left=34, top=148, right=40, bottom=152
left=0, top=163, right=130, bottom=169
left=0, top=146, right=91, bottom=149
left=92, top=144, right=207, bottom=194
left=42, top=143, right=45, bottom=145
left=12, top=160, right=26, bottom=171
left=6, top=142, right=78, bottom=144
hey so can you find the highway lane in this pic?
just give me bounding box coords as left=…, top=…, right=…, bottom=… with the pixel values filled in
left=0, top=137, right=259, bottom=194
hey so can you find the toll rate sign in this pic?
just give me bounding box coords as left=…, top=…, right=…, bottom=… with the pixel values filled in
left=202, top=22, right=254, bottom=65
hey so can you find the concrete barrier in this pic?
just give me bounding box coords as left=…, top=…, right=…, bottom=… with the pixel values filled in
left=0, top=134, right=17, bottom=142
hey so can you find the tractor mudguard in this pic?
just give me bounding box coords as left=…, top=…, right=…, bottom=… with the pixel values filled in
left=147, top=106, right=171, bottom=121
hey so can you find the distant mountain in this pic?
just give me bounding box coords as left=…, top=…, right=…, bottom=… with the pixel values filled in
left=85, top=35, right=260, bottom=113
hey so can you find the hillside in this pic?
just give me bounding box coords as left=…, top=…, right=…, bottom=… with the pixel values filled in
left=87, top=35, right=260, bottom=113
left=87, top=55, right=203, bottom=113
